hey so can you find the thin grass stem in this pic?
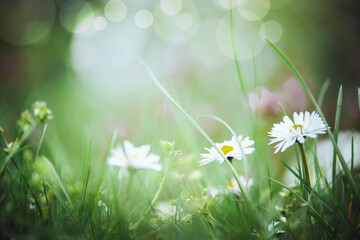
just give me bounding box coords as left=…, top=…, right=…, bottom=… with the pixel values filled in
left=299, top=143, right=311, bottom=187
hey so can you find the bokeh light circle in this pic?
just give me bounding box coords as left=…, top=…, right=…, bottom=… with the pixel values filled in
left=154, top=0, right=198, bottom=44
left=60, top=0, right=94, bottom=33
left=104, top=0, right=127, bottom=23
left=93, top=16, right=108, bottom=31
left=134, top=10, right=153, bottom=29
left=174, top=12, right=193, bottom=31
left=259, top=20, right=283, bottom=43
left=216, top=15, right=264, bottom=60
left=218, top=0, right=239, bottom=10
left=238, top=0, right=270, bottom=22
left=0, top=0, right=56, bottom=46
left=160, top=0, right=182, bottom=16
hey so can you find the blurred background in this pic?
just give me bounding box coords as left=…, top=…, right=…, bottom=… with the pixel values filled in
left=0, top=0, right=359, bottom=182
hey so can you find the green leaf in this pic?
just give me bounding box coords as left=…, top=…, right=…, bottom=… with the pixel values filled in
left=332, top=86, right=342, bottom=191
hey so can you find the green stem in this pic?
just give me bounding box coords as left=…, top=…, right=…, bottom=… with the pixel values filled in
left=130, top=153, right=169, bottom=230
left=229, top=0, right=246, bottom=94
left=299, top=143, right=311, bottom=187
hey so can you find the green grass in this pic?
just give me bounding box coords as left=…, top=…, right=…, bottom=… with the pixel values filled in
left=0, top=23, right=359, bottom=240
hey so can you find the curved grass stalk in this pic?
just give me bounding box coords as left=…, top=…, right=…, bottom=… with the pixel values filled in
left=123, top=43, right=251, bottom=204
left=130, top=151, right=170, bottom=230
left=35, top=123, right=47, bottom=162
left=198, top=114, right=249, bottom=187
left=265, top=38, right=360, bottom=201
left=43, top=157, right=74, bottom=210
left=317, top=79, right=330, bottom=109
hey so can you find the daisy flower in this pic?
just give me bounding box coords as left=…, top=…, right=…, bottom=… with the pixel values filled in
left=227, top=176, right=254, bottom=196
left=269, top=111, right=327, bottom=153
left=108, top=140, right=162, bottom=178
left=200, top=135, right=255, bottom=165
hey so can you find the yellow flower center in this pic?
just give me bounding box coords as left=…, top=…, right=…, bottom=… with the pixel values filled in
left=221, top=145, right=233, bottom=155
left=228, top=181, right=234, bottom=188
left=132, top=154, right=139, bottom=159
left=292, top=124, right=303, bottom=134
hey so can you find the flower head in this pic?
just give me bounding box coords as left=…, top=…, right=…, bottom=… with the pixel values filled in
left=108, top=140, right=161, bottom=178
left=200, top=135, right=255, bottom=165
left=227, top=176, right=254, bottom=195
left=269, top=111, right=327, bottom=153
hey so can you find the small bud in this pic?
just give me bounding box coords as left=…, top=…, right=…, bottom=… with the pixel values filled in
left=5, top=141, right=17, bottom=152
left=170, top=199, right=176, bottom=206
left=160, top=140, right=174, bottom=154
left=32, top=101, right=53, bottom=123
left=17, top=109, right=35, bottom=132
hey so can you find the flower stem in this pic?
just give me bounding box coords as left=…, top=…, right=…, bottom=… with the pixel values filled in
left=299, top=143, right=311, bottom=187
left=130, top=152, right=169, bottom=230
left=122, top=171, right=134, bottom=204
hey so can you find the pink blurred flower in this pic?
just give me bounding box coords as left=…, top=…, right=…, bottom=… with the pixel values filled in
left=248, top=88, right=284, bottom=115
left=282, top=77, right=308, bottom=111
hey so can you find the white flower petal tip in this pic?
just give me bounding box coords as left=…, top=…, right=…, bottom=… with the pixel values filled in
left=107, top=140, right=162, bottom=178
left=200, top=135, right=255, bottom=165
left=269, top=111, right=327, bottom=153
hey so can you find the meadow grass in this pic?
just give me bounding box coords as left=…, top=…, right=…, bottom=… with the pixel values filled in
left=0, top=23, right=360, bottom=240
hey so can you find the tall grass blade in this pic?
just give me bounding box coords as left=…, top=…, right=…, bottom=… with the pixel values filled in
left=351, top=137, right=354, bottom=174
left=198, top=114, right=249, bottom=186
left=311, top=147, right=322, bottom=189
left=278, top=103, right=287, bottom=116
left=123, top=43, right=251, bottom=204
left=229, top=0, right=246, bottom=94
left=80, top=140, right=92, bottom=218
left=332, top=86, right=342, bottom=190
left=43, top=180, right=53, bottom=222
left=43, top=156, right=74, bottom=210
left=35, top=123, right=47, bottom=161
left=318, top=79, right=330, bottom=109
left=358, top=87, right=360, bottom=112
left=265, top=38, right=360, bottom=201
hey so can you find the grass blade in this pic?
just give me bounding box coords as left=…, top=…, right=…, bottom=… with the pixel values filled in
left=43, top=156, right=74, bottom=210
left=351, top=137, right=354, bottom=175
left=265, top=177, right=336, bottom=237
left=80, top=140, right=92, bottom=218
left=265, top=38, right=360, bottom=201
left=358, top=87, right=360, bottom=112
left=332, top=86, right=342, bottom=190
left=35, top=123, right=47, bottom=161
left=280, top=160, right=334, bottom=214
left=0, top=123, right=37, bottom=174
left=317, top=79, right=330, bottom=109
left=229, top=0, right=246, bottom=94
left=123, top=43, right=251, bottom=204
left=198, top=114, right=250, bottom=186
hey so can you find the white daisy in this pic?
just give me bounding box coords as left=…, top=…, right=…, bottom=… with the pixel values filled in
left=108, top=140, right=162, bottom=178
left=269, top=111, right=327, bottom=153
left=227, top=176, right=254, bottom=195
left=200, top=135, right=255, bottom=165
